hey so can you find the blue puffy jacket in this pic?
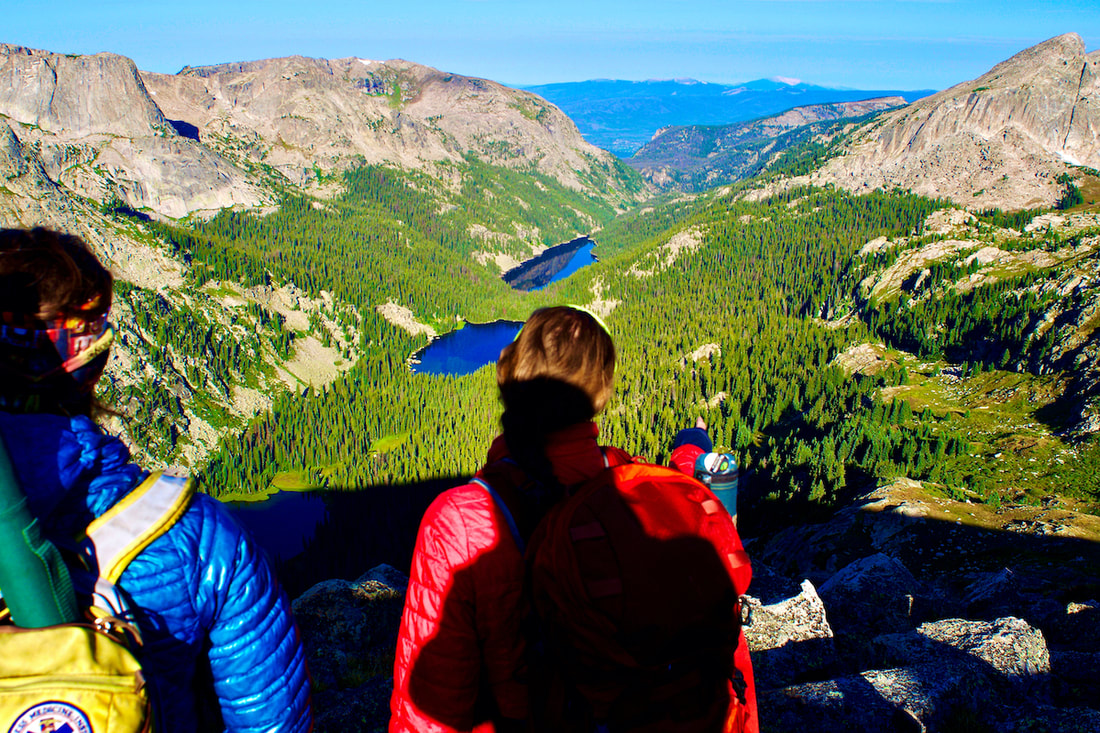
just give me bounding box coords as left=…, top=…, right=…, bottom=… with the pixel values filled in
left=0, top=412, right=312, bottom=733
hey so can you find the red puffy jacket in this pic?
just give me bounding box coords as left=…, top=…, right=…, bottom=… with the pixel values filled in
left=389, top=423, right=756, bottom=733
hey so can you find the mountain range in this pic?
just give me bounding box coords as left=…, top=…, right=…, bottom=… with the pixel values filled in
left=0, top=45, right=642, bottom=223
left=628, top=96, right=907, bottom=192
left=524, top=78, right=935, bottom=156
left=622, top=33, right=1100, bottom=211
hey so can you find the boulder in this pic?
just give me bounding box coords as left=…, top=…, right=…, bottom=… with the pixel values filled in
left=921, top=617, right=1050, bottom=694
left=292, top=564, right=408, bottom=733
left=818, top=553, right=919, bottom=653
left=1043, top=600, right=1100, bottom=653
left=758, top=674, right=911, bottom=733
left=868, top=617, right=1051, bottom=701
left=744, top=579, right=837, bottom=688
left=860, top=664, right=998, bottom=732
left=759, top=664, right=995, bottom=733
left=961, top=567, right=1065, bottom=630
left=962, top=567, right=1031, bottom=617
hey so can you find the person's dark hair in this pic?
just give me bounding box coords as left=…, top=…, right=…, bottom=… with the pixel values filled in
left=0, top=228, right=114, bottom=416
left=496, top=306, right=615, bottom=499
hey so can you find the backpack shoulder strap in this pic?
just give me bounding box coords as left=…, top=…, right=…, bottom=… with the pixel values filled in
left=601, top=446, right=634, bottom=469
left=81, top=471, right=195, bottom=584
left=471, top=476, right=525, bottom=554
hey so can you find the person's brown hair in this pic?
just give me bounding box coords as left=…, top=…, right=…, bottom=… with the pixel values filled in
left=496, top=306, right=615, bottom=496
left=0, top=228, right=114, bottom=416
left=0, top=228, right=112, bottom=322
left=497, top=306, right=615, bottom=415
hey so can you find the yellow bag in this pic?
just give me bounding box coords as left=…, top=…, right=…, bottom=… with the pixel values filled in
left=0, top=471, right=194, bottom=733
left=0, top=617, right=151, bottom=733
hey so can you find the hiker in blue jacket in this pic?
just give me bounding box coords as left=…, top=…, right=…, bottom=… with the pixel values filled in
left=0, top=227, right=311, bottom=733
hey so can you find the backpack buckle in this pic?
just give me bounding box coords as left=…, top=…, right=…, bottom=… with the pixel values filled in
left=92, top=613, right=143, bottom=647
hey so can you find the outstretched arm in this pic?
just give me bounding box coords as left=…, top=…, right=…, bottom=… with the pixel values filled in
left=669, top=416, right=713, bottom=475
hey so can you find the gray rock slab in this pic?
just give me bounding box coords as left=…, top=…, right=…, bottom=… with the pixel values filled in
left=759, top=663, right=996, bottom=733
left=920, top=617, right=1050, bottom=684
left=745, top=579, right=837, bottom=689
left=868, top=616, right=1051, bottom=701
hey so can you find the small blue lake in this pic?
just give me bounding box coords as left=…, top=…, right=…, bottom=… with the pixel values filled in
left=410, top=320, right=523, bottom=376
left=410, top=235, right=598, bottom=376
left=503, top=236, right=597, bottom=291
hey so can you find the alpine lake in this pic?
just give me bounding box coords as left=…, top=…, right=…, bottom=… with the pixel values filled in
left=229, top=235, right=598, bottom=592
left=409, top=236, right=597, bottom=375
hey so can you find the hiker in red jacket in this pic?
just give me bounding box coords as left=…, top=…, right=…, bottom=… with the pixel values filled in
left=390, top=306, right=756, bottom=733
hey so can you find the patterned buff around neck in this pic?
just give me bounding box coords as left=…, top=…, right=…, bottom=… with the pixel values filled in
left=0, top=312, right=114, bottom=410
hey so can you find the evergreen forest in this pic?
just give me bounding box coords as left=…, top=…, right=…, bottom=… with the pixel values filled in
left=106, top=153, right=1100, bottom=535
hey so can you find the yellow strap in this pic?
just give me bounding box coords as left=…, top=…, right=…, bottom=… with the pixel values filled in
left=83, top=472, right=194, bottom=583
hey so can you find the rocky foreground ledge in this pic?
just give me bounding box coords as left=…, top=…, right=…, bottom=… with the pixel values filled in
left=292, top=479, right=1100, bottom=732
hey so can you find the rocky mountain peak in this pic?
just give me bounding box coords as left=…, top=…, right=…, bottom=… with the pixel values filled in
left=140, top=54, right=640, bottom=200
left=0, top=44, right=168, bottom=138
left=985, top=31, right=1086, bottom=77
left=813, top=33, right=1100, bottom=209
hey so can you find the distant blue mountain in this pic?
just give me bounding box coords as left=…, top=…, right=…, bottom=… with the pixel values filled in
left=523, top=78, right=936, bottom=157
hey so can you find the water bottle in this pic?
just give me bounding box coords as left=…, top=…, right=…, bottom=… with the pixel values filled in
left=693, top=452, right=739, bottom=527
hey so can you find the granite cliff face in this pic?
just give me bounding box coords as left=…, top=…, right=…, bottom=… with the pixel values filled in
left=0, top=44, right=268, bottom=220
left=814, top=33, right=1100, bottom=210
left=0, top=46, right=166, bottom=137
left=629, top=97, right=905, bottom=192
left=141, top=56, right=639, bottom=201
left=1, top=45, right=643, bottom=223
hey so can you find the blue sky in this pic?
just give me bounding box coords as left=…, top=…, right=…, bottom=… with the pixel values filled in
left=5, top=1, right=1099, bottom=91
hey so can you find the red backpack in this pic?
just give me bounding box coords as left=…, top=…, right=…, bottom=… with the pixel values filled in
left=478, top=459, right=753, bottom=733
